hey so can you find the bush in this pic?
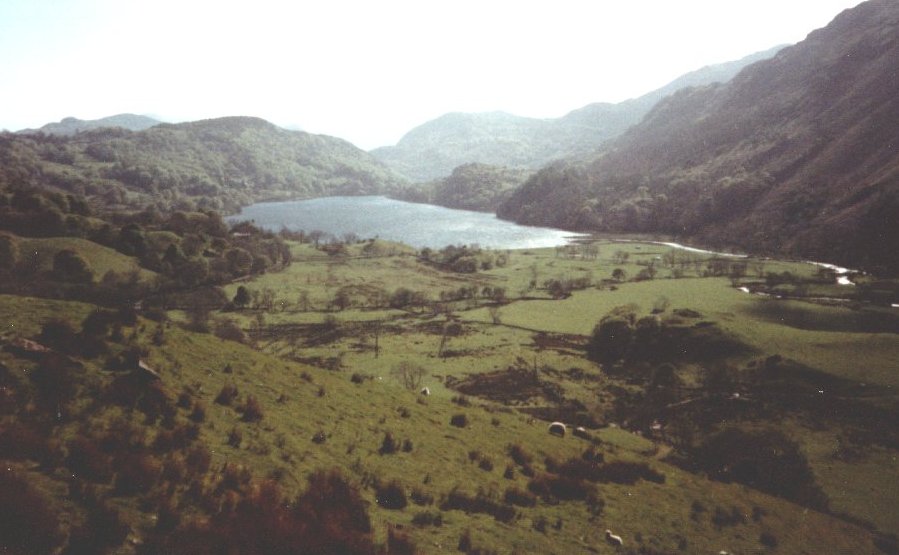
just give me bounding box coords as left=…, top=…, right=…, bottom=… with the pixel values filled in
left=189, top=401, right=207, bottom=423
left=143, top=469, right=374, bottom=555
left=376, top=480, right=408, bottom=510
left=114, top=453, right=161, bottom=495
left=0, top=469, right=64, bottom=555
left=214, top=383, right=239, bottom=405
left=411, top=510, right=443, bottom=527
left=440, top=489, right=516, bottom=523
left=410, top=487, right=434, bottom=506
left=241, top=395, right=264, bottom=422
left=450, top=413, right=468, bottom=428
left=66, top=437, right=113, bottom=483
left=503, top=487, right=537, bottom=507
left=759, top=531, right=779, bottom=548
left=379, top=432, right=398, bottom=455
left=507, top=443, right=533, bottom=466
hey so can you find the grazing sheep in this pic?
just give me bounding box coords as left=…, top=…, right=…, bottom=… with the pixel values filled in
left=573, top=426, right=590, bottom=439
left=605, top=529, right=623, bottom=547
left=548, top=422, right=566, bottom=437
left=420, top=386, right=430, bottom=396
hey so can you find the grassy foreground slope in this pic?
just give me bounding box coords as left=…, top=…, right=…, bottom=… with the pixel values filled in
left=207, top=236, right=899, bottom=544
left=0, top=290, right=886, bottom=554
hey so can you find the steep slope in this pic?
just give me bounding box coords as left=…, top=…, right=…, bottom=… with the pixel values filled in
left=500, top=0, right=899, bottom=274
left=371, top=47, right=783, bottom=182
left=0, top=116, right=406, bottom=213
left=17, top=113, right=162, bottom=135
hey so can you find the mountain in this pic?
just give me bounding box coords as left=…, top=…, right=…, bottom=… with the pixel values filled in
left=371, top=46, right=784, bottom=182
left=0, top=116, right=407, bottom=214
left=395, top=163, right=533, bottom=212
left=498, top=0, right=899, bottom=274
left=17, top=113, right=162, bottom=135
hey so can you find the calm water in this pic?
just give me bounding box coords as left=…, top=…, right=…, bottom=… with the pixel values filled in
left=227, top=196, right=583, bottom=249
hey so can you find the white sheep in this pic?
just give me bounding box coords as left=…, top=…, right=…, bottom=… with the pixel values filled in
left=548, top=421, right=566, bottom=437
left=420, top=386, right=430, bottom=396
left=605, top=529, right=623, bottom=547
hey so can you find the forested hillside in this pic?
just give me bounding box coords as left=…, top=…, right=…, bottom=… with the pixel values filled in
left=1, top=116, right=406, bottom=215
left=395, top=163, right=533, bottom=212
left=371, top=47, right=782, bottom=182
left=499, top=0, right=899, bottom=274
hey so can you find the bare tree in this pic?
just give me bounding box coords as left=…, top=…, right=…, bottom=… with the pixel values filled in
left=392, top=361, right=428, bottom=391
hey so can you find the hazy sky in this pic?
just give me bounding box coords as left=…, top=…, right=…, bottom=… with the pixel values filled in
left=0, top=0, right=862, bottom=149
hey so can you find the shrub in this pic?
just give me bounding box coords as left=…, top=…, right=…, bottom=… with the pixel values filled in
left=410, top=487, right=434, bottom=506
left=450, top=413, right=468, bottom=428
left=478, top=457, right=494, bottom=472
left=241, top=395, right=264, bottom=422
left=387, top=525, right=417, bottom=555
left=711, top=505, right=746, bottom=529
left=312, top=430, right=327, bottom=444
left=411, top=510, right=443, bottom=527
left=507, top=443, right=533, bottom=466
left=65, top=494, right=130, bottom=553
left=375, top=480, right=407, bottom=510
left=440, top=489, right=516, bottom=523
left=185, top=445, right=211, bottom=476
left=528, top=473, right=594, bottom=502
left=594, top=461, right=665, bottom=485
left=113, top=453, right=161, bottom=495
left=143, top=469, right=374, bottom=555
left=504, top=487, right=537, bottom=507
left=214, top=383, right=239, bottom=405
left=760, top=531, right=779, bottom=548
left=66, top=437, right=113, bottom=483
left=189, top=400, right=207, bottom=423
left=379, top=432, right=398, bottom=455
left=0, top=469, right=64, bottom=555
left=227, top=427, right=243, bottom=448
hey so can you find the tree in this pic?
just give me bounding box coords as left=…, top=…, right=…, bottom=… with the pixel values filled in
left=233, top=286, right=251, bottom=309
left=586, top=317, right=634, bottom=365
left=0, top=233, right=18, bottom=271
left=52, top=249, right=94, bottom=283
left=392, top=361, right=428, bottom=391
left=611, top=268, right=627, bottom=282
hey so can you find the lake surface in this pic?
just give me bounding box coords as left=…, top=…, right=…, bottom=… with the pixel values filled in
left=227, top=196, right=584, bottom=249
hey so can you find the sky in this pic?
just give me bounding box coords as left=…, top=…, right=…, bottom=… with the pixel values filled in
left=0, top=0, right=863, bottom=150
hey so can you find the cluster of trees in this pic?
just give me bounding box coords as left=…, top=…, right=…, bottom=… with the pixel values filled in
left=419, top=244, right=509, bottom=273
left=0, top=186, right=291, bottom=302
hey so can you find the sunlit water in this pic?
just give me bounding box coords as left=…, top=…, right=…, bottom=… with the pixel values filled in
left=227, top=196, right=585, bottom=249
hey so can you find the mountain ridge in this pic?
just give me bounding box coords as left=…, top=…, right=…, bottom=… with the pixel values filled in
left=498, top=0, right=899, bottom=274
left=17, top=113, right=162, bottom=135
left=371, top=46, right=785, bottom=182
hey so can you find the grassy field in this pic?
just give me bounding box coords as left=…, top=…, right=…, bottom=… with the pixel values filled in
left=208, top=239, right=899, bottom=542
left=17, top=235, right=156, bottom=283
left=0, top=293, right=886, bottom=554
left=2, top=237, right=897, bottom=553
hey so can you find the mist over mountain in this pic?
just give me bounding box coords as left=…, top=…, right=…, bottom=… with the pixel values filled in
left=371, top=46, right=784, bottom=182
left=1, top=116, right=406, bottom=214
left=498, top=0, right=899, bottom=274
left=16, top=113, right=162, bottom=135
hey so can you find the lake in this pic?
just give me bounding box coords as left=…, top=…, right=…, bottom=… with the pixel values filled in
left=227, top=196, right=584, bottom=249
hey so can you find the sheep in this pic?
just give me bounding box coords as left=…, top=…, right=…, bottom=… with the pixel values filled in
left=605, top=529, right=623, bottom=547
left=420, top=386, right=430, bottom=396
left=548, top=421, right=566, bottom=437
